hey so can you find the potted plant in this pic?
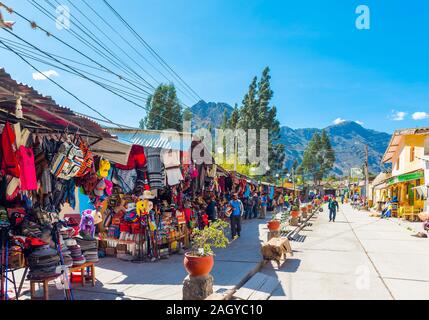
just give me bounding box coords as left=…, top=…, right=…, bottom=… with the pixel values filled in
left=290, top=205, right=300, bottom=218
left=267, top=216, right=281, bottom=232
left=184, top=220, right=229, bottom=277
left=301, top=206, right=308, bottom=219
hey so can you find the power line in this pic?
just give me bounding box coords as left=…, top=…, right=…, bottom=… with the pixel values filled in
left=1, top=1, right=157, bottom=98
left=80, top=0, right=195, bottom=102
left=0, top=36, right=119, bottom=128
left=2, top=28, right=186, bottom=128
left=102, top=0, right=203, bottom=103
left=31, top=0, right=154, bottom=92
left=0, top=39, right=149, bottom=102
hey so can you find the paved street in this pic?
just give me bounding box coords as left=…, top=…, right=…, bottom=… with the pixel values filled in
left=263, top=204, right=429, bottom=300
left=15, top=217, right=267, bottom=300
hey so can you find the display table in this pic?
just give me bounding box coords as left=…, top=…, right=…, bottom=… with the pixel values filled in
left=69, top=262, right=96, bottom=287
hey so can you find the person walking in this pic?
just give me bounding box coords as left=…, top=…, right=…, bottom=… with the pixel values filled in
left=259, top=192, right=268, bottom=219
left=243, top=196, right=252, bottom=220
left=284, top=193, right=290, bottom=210
left=252, top=192, right=259, bottom=219
left=328, top=197, right=339, bottom=222
left=206, top=194, right=217, bottom=222
left=229, top=193, right=244, bottom=238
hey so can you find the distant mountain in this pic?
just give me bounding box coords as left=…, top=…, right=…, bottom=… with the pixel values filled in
left=280, top=121, right=391, bottom=176
left=190, top=101, right=391, bottom=175
left=190, top=100, right=234, bottom=130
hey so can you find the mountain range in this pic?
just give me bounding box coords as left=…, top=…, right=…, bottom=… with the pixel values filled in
left=190, top=101, right=391, bottom=175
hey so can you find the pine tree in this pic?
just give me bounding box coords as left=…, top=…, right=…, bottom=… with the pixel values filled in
left=256, top=67, right=285, bottom=176
left=140, top=84, right=183, bottom=131
left=221, top=109, right=229, bottom=129
left=238, top=77, right=258, bottom=130
left=229, top=104, right=240, bottom=129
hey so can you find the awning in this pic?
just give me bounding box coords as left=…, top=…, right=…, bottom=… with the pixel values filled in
left=88, top=137, right=132, bottom=166
left=387, top=171, right=424, bottom=185
left=106, top=128, right=192, bottom=151
left=374, top=182, right=388, bottom=190
left=413, top=185, right=428, bottom=198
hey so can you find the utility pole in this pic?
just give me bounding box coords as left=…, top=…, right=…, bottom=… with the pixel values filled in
left=364, top=144, right=369, bottom=204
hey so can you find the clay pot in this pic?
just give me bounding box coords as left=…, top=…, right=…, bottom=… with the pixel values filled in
left=184, top=252, right=214, bottom=277
left=267, top=220, right=281, bottom=232
left=301, top=207, right=308, bottom=213
left=291, top=210, right=300, bottom=218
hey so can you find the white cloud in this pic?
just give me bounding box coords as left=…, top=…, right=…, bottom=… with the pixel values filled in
left=412, top=112, right=429, bottom=120
left=32, top=70, right=59, bottom=80
left=391, top=111, right=407, bottom=121
left=355, top=120, right=364, bottom=125
left=333, top=118, right=346, bottom=125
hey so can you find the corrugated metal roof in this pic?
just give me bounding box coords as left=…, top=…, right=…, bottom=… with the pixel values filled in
left=107, top=128, right=193, bottom=151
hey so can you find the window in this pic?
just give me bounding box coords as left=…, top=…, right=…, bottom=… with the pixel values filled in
left=410, top=146, right=415, bottom=162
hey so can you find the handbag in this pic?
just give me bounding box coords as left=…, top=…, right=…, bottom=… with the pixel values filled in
left=50, top=141, right=84, bottom=180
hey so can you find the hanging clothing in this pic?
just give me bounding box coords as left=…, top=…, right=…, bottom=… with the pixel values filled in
left=144, top=147, right=165, bottom=189
left=17, top=145, right=37, bottom=191
left=161, top=149, right=183, bottom=186
left=115, top=144, right=147, bottom=170
left=112, top=167, right=137, bottom=194
left=1, top=122, right=20, bottom=177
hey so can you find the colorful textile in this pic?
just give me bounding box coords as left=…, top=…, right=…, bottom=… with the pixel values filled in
left=17, top=145, right=37, bottom=191
left=1, top=122, right=20, bottom=177
left=144, top=147, right=165, bottom=189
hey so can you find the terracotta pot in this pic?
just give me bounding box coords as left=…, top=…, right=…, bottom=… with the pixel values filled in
left=291, top=210, right=300, bottom=218
left=184, top=252, right=214, bottom=277
left=301, top=207, right=308, bottom=213
left=267, top=220, right=281, bottom=231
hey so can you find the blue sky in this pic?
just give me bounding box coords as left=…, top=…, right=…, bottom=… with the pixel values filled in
left=1, top=0, right=428, bottom=133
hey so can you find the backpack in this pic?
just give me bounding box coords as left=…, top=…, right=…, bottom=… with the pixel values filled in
left=50, top=141, right=84, bottom=180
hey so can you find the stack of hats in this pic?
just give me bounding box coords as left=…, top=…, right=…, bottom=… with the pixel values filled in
left=58, top=226, right=76, bottom=268
left=76, top=236, right=98, bottom=263
left=65, top=238, right=86, bottom=266
left=27, top=244, right=61, bottom=280
left=21, top=220, right=42, bottom=238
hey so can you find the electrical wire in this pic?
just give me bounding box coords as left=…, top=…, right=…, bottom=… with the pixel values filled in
left=0, top=36, right=120, bottom=127
left=102, top=0, right=203, bottom=102
left=30, top=0, right=154, bottom=92
left=81, top=0, right=197, bottom=104
left=2, top=28, right=186, bottom=128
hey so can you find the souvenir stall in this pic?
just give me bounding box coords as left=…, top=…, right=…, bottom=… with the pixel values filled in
left=97, top=128, right=227, bottom=262
left=0, top=69, right=119, bottom=300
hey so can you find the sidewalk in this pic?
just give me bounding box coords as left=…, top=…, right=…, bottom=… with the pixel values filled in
left=261, top=203, right=429, bottom=300
left=14, top=216, right=269, bottom=300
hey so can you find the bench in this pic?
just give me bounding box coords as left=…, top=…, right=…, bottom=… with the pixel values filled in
left=69, top=262, right=96, bottom=287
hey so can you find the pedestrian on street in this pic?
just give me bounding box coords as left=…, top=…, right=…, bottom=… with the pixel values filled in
left=252, top=192, right=259, bottom=219
left=206, top=194, right=217, bottom=222
left=243, top=196, right=252, bottom=220
left=328, top=197, right=339, bottom=222
left=229, top=193, right=244, bottom=238
left=284, top=193, right=290, bottom=210
left=259, top=192, right=268, bottom=219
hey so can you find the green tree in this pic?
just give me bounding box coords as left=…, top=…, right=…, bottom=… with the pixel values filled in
left=256, top=67, right=285, bottom=177
left=299, top=130, right=335, bottom=185
left=238, top=77, right=259, bottom=130
left=229, top=103, right=240, bottom=129
left=140, top=84, right=183, bottom=131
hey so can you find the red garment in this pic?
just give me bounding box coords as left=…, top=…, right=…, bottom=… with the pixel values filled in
left=115, top=145, right=146, bottom=170
left=17, top=146, right=37, bottom=191
left=1, top=122, right=20, bottom=177
left=184, top=208, right=192, bottom=223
